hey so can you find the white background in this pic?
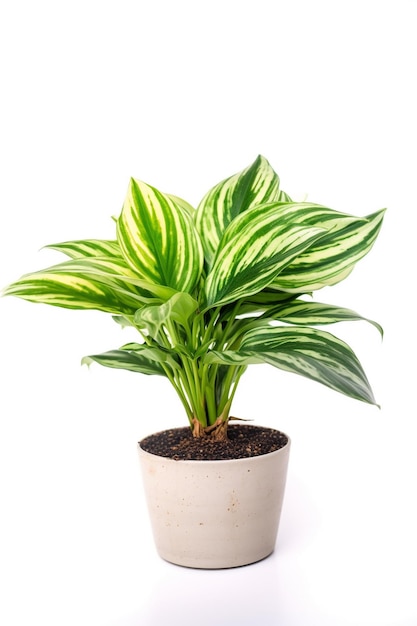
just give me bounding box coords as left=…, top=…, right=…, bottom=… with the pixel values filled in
left=0, top=1, right=416, bottom=624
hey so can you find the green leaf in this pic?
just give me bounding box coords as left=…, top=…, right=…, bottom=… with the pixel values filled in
left=112, top=315, right=135, bottom=328
left=261, top=299, right=383, bottom=336
left=166, top=194, right=195, bottom=215
left=204, top=351, right=263, bottom=366
left=2, top=257, right=157, bottom=314
left=45, top=239, right=121, bottom=259
left=239, top=325, right=378, bottom=405
left=268, top=205, right=386, bottom=292
left=195, top=155, right=290, bottom=266
left=204, top=203, right=325, bottom=307
left=120, top=341, right=180, bottom=367
left=82, top=345, right=169, bottom=376
left=134, top=292, right=199, bottom=338
left=45, top=240, right=177, bottom=301
left=117, top=178, right=203, bottom=293
left=221, top=289, right=298, bottom=318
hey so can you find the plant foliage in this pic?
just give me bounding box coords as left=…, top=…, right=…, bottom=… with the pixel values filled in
left=3, top=156, right=385, bottom=439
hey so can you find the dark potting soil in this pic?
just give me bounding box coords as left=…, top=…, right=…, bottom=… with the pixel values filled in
left=139, top=424, right=289, bottom=461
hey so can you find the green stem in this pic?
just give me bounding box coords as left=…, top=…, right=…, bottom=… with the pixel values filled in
left=226, top=366, right=246, bottom=412
left=217, top=365, right=235, bottom=414
left=191, top=358, right=207, bottom=427
left=169, top=318, right=209, bottom=427
left=168, top=371, right=194, bottom=426
left=202, top=363, right=217, bottom=424
left=219, top=301, right=243, bottom=347
left=134, top=323, right=197, bottom=427
left=199, top=306, right=222, bottom=347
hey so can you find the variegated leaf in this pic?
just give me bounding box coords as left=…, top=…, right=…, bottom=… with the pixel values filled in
left=82, top=346, right=169, bottom=376
left=233, top=289, right=299, bottom=315
left=204, top=203, right=325, bottom=307
left=268, top=205, right=386, bottom=292
left=194, top=155, right=291, bottom=266
left=41, top=240, right=177, bottom=300
left=166, top=194, right=195, bottom=215
left=261, top=299, right=383, bottom=336
left=239, top=325, right=377, bottom=404
left=45, top=239, right=121, bottom=259
left=204, top=351, right=263, bottom=366
left=64, top=258, right=177, bottom=301
left=119, top=341, right=180, bottom=367
left=117, top=178, right=203, bottom=293
left=2, top=257, right=156, bottom=314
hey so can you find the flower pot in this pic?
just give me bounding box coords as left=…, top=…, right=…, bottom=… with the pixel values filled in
left=138, top=427, right=290, bottom=569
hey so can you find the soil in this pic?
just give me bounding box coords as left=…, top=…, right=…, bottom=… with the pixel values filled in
left=139, top=424, right=289, bottom=461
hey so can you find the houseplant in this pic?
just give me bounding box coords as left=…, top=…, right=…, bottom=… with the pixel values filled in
left=2, top=155, right=385, bottom=567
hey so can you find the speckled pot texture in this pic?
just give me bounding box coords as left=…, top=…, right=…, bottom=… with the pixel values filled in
left=138, top=428, right=290, bottom=569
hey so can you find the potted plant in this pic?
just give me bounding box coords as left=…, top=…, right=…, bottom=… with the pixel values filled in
left=2, top=155, right=385, bottom=568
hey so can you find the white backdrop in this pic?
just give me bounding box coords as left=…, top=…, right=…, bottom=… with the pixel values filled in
left=1, top=2, right=416, bottom=625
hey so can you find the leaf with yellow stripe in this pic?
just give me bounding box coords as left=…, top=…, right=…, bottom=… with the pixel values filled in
left=117, top=178, right=203, bottom=293
left=45, top=239, right=121, bottom=259
left=82, top=343, right=173, bottom=376
left=261, top=299, right=383, bottom=336
left=195, top=155, right=291, bottom=267
left=268, top=205, right=386, bottom=292
left=207, top=325, right=377, bottom=405
left=204, top=203, right=325, bottom=307
left=2, top=257, right=158, bottom=314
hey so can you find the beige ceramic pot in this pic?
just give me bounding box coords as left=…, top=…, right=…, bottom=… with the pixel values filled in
left=138, top=429, right=290, bottom=569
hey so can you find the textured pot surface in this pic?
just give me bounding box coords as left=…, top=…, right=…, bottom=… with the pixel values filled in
left=138, top=429, right=290, bottom=569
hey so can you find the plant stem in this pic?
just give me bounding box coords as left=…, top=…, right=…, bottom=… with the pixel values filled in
left=202, top=363, right=217, bottom=424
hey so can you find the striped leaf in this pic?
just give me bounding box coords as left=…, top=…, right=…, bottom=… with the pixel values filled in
left=268, top=205, right=386, bottom=292
left=261, top=299, right=383, bottom=336
left=166, top=194, right=195, bottom=215
left=204, top=351, right=263, bottom=366
left=27, top=239, right=177, bottom=302
left=118, top=341, right=175, bottom=359
left=82, top=344, right=171, bottom=376
left=204, top=203, right=325, bottom=307
left=239, top=326, right=377, bottom=404
left=2, top=257, right=159, bottom=314
left=60, top=257, right=177, bottom=301
left=45, top=239, right=121, bottom=259
left=120, top=342, right=180, bottom=369
left=233, top=289, right=299, bottom=315
left=117, top=178, right=203, bottom=293
left=194, top=155, right=290, bottom=266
